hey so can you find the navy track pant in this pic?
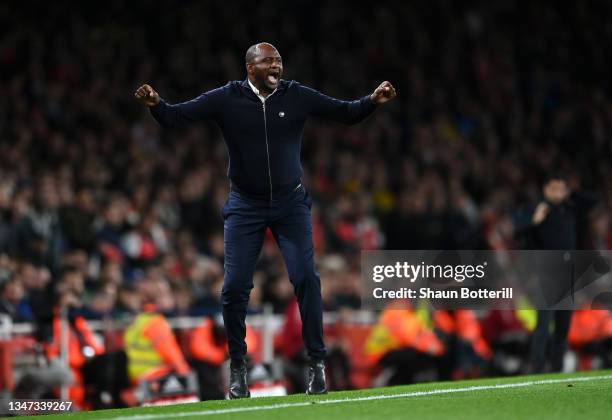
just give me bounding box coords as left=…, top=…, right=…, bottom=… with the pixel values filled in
left=220, top=184, right=326, bottom=361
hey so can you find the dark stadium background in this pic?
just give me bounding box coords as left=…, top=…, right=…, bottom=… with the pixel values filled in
left=1, top=0, right=611, bottom=409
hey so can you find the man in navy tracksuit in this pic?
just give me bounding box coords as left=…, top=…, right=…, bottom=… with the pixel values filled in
left=135, top=42, right=396, bottom=397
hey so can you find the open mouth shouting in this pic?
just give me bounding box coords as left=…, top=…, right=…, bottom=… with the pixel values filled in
left=266, top=69, right=281, bottom=87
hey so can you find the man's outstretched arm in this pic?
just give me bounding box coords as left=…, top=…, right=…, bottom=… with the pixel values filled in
left=134, top=83, right=221, bottom=129
left=301, top=81, right=396, bottom=125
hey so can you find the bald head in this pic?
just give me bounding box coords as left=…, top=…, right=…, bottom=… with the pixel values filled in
left=245, top=42, right=279, bottom=64
left=245, top=42, right=283, bottom=95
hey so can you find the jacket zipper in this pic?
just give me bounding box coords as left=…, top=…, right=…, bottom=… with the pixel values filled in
left=262, top=92, right=276, bottom=203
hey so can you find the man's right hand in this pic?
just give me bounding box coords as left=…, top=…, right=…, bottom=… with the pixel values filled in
left=532, top=202, right=550, bottom=225
left=134, top=84, right=160, bottom=107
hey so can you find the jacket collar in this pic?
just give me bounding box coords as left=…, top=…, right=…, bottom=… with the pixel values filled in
left=240, top=78, right=286, bottom=98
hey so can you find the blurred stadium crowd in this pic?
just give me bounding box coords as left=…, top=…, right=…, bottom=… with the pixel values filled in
left=1, top=0, right=612, bottom=408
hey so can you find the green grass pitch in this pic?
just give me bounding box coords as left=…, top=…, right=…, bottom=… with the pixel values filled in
left=15, top=370, right=612, bottom=420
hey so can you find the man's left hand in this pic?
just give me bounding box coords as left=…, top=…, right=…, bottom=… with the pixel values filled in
left=370, top=81, right=397, bottom=105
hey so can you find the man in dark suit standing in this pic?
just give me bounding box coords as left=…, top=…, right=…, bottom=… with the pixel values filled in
left=516, top=173, right=597, bottom=373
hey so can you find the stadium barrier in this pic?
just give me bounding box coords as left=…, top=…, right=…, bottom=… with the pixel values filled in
left=0, top=315, right=14, bottom=392
left=2, top=310, right=378, bottom=396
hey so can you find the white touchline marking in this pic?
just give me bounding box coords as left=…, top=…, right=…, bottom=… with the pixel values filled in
left=108, top=374, right=612, bottom=420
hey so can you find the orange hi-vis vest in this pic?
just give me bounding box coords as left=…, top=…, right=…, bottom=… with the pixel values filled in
left=189, top=318, right=226, bottom=365
left=189, top=318, right=260, bottom=365
left=365, top=308, right=444, bottom=364
left=46, top=314, right=104, bottom=370
left=45, top=311, right=104, bottom=409
left=568, top=310, right=612, bottom=347
left=433, top=310, right=492, bottom=360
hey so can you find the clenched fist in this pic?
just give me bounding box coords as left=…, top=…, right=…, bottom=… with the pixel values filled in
left=369, top=81, right=397, bottom=105
left=134, top=84, right=160, bottom=107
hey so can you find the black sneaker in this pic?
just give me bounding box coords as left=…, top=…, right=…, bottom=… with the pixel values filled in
left=229, top=360, right=250, bottom=399
left=306, top=359, right=327, bottom=395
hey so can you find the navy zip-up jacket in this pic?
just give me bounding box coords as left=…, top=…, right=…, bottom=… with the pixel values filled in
left=150, top=79, right=377, bottom=199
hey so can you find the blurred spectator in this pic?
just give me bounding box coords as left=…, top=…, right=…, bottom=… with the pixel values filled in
left=364, top=300, right=445, bottom=385
left=433, top=310, right=492, bottom=379
left=121, top=207, right=169, bottom=269
left=568, top=309, right=612, bottom=369
left=114, top=284, right=141, bottom=320
left=123, top=278, right=190, bottom=384
left=0, top=269, right=32, bottom=322
left=59, top=185, right=98, bottom=253
left=481, top=309, right=532, bottom=376
left=44, top=267, right=105, bottom=409
left=97, top=194, right=129, bottom=264
left=587, top=209, right=612, bottom=250
left=11, top=176, right=63, bottom=269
